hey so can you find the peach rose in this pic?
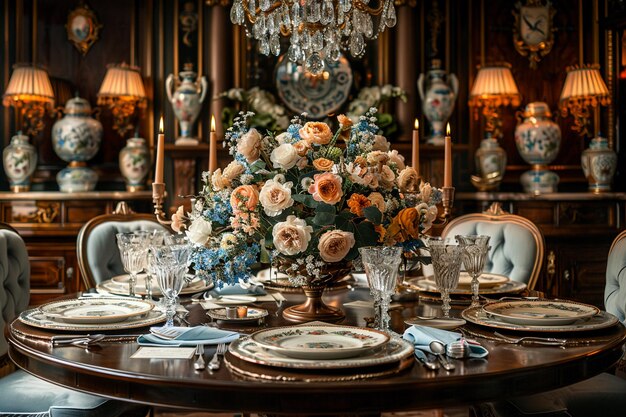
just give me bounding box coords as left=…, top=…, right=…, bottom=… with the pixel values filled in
left=318, top=230, right=355, bottom=263
left=337, top=114, right=353, bottom=141
left=367, top=192, right=386, bottom=213
left=259, top=177, right=294, bottom=216
left=292, top=140, right=311, bottom=157
left=379, top=165, right=395, bottom=189
left=387, top=150, right=405, bottom=170
left=312, top=158, right=334, bottom=171
left=397, top=167, right=420, bottom=193
left=367, top=150, right=390, bottom=166
left=372, top=135, right=390, bottom=152
left=237, top=128, right=262, bottom=163
left=272, top=215, right=313, bottom=256
left=171, top=205, right=188, bottom=233
left=299, top=122, right=332, bottom=145
left=308, top=172, right=343, bottom=205
left=230, top=185, right=259, bottom=213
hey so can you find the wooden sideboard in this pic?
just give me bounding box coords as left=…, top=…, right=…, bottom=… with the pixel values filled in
left=0, top=192, right=153, bottom=306
left=455, top=192, right=626, bottom=308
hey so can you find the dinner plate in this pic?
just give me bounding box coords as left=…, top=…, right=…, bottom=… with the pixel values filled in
left=229, top=336, right=413, bottom=369
left=408, top=277, right=527, bottom=296
left=206, top=308, right=268, bottom=323
left=38, top=298, right=154, bottom=324
left=423, top=272, right=509, bottom=289
left=404, top=317, right=466, bottom=330
left=19, top=308, right=166, bottom=331
left=101, top=273, right=213, bottom=296
left=482, top=300, right=600, bottom=326
left=250, top=324, right=390, bottom=360
left=462, top=306, right=618, bottom=333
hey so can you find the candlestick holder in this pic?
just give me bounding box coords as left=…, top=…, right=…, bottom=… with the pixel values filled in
left=441, top=186, right=455, bottom=220
left=152, top=182, right=172, bottom=225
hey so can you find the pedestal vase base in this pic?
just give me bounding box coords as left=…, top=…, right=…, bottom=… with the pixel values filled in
left=282, top=287, right=345, bottom=323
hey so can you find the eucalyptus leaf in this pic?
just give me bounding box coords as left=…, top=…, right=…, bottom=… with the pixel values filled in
left=362, top=206, right=382, bottom=224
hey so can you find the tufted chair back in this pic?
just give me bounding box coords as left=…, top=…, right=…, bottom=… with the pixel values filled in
left=0, top=224, right=29, bottom=361
left=441, top=202, right=544, bottom=290
left=604, top=230, right=626, bottom=324
left=77, top=202, right=169, bottom=289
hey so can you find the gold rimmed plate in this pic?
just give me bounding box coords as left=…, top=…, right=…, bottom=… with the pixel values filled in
left=482, top=299, right=600, bottom=326
left=101, top=273, right=213, bottom=296
left=38, top=298, right=154, bottom=324
left=20, top=308, right=166, bottom=331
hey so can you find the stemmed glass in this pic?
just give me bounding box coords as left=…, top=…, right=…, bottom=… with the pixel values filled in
left=150, top=243, right=191, bottom=327
left=456, top=235, right=491, bottom=308
left=116, top=232, right=149, bottom=297
left=359, top=246, right=403, bottom=334
left=142, top=230, right=168, bottom=299
left=427, top=238, right=463, bottom=318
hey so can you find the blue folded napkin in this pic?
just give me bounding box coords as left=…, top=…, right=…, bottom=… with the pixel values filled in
left=403, top=325, right=489, bottom=361
left=137, top=326, right=239, bottom=347
left=209, top=283, right=266, bottom=297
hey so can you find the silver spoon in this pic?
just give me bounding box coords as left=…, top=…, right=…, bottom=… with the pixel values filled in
left=429, top=340, right=455, bottom=371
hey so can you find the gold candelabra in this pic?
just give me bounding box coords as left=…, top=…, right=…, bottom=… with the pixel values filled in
left=152, top=182, right=172, bottom=226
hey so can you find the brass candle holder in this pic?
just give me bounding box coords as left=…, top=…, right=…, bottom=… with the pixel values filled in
left=152, top=182, right=172, bottom=226
left=441, top=186, right=455, bottom=221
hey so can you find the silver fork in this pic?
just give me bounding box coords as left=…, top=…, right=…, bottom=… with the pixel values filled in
left=208, top=343, right=227, bottom=371
left=494, top=331, right=568, bottom=346
left=193, top=345, right=206, bottom=371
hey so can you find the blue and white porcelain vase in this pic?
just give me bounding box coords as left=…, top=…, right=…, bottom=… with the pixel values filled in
left=417, top=59, right=458, bottom=145
left=3, top=132, right=37, bottom=192
left=119, top=136, right=150, bottom=192
left=52, top=96, right=102, bottom=192
left=515, top=102, right=561, bottom=194
left=471, top=133, right=507, bottom=191
left=166, top=64, right=208, bottom=145
left=581, top=136, right=617, bottom=193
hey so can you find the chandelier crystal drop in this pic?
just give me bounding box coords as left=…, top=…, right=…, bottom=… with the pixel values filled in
left=230, top=0, right=397, bottom=75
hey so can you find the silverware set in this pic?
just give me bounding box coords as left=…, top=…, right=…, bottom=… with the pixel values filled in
left=208, top=343, right=227, bottom=371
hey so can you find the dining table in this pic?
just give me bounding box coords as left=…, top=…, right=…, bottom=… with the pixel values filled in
left=8, top=284, right=626, bottom=416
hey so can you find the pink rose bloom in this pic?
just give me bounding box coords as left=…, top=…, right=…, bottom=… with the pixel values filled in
left=308, top=172, right=343, bottom=205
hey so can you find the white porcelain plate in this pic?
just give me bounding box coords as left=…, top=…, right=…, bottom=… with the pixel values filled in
left=408, top=277, right=526, bottom=296
left=206, top=308, right=268, bottom=323
left=38, top=298, right=154, bottom=324
left=482, top=299, right=600, bottom=326
left=20, top=308, right=166, bottom=331
left=103, top=273, right=212, bottom=296
left=404, top=317, right=466, bottom=330
left=250, top=324, right=390, bottom=360
left=424, top=272, right=509, bottom=289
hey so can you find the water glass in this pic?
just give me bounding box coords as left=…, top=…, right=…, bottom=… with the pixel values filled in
left=141, top=230, right=169, bottom=299
left=427, top=238, right=463, bottom=318
left=116, top=232, right=149, bottom=296
left=456, top=235, right=491, bottom=308
left=150, top=244, right=191, bottom=327
left=359, top=246, right=403, bottom=334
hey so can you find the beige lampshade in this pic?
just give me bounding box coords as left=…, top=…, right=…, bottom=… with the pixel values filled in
left=469, top=64, right=521, bottom=107
left=97, top=63, right=146, bottom=101
left=559, top=64, right=610, bottom=103
left=2, top=64, right=55, bottom=106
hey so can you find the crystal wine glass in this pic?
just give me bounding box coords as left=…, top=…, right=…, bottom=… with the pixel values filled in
left=142, top=230, right=168, bottom=299
left=456, top=234, right=491, bottom=308
left=359, top=246, right=403, bottom=334
left=151, top=243, right=191, bottom=327
left=116, top=232, right=149, bottom=297
left=427, top=238, right=463, bottom=318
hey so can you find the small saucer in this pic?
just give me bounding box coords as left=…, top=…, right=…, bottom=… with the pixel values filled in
left=206, top=307, right=268, bottom=324
left=404, top=317, right=466, bottom=330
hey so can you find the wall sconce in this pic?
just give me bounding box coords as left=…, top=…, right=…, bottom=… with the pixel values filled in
left=97, top=63, right=147, bottom=137
left=2, top=64, right=55, bottom=136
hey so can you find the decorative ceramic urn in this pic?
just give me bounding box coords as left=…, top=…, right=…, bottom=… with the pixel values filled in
left=417, top=59, right=458, bottom=145
left=52, top=96, right=103, bottom=192
left=472, top=133, right=507, bottom=191
left=3, top=132, right=37, bottom=192
left=119, top=136, right=150, bottom=191
left=166, top=63, right=208, bottom=145
left=581, top=136, right=617, bottom=193
left=514, top=102, right=561, bottom=194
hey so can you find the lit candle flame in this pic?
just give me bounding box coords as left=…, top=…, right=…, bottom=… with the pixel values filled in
left=210, top=115, right=216, bottom=132
left=446, top=123, right=451, bottom=136
left=159, top=116, right=164, bottom=133
left=414, top=118, right=419, bottom=130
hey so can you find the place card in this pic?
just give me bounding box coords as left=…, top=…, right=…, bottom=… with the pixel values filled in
left=344, top=300, right=375, bottom=308
left=131, top=347, right=196, bottom=359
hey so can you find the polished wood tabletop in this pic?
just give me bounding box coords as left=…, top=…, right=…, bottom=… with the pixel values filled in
left=8, top=288, right=626, bottom=415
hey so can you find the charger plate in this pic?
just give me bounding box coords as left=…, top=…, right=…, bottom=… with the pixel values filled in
left=228, top=336, right=413, bottom=370
left=462, top=306, right=618, bottom=333
left=19, top=308, right=165, bottom=331
left=482, top=299, right=599, bottom=326
left=38, top=298, right=154, bottom=324
left=250, top=324, right=390, bottom=360
left=408, top=277, right=526, bottom=296
left=100, top=273, right=212, bottom=296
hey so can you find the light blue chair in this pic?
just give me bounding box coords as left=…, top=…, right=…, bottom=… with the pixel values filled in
left=0, top=223, right=146, bottom=416
left=441, top=202, right=544, bottom=289
left=76, top=202, right=169, bottom=289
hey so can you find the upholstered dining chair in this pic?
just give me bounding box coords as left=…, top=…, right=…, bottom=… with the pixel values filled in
left=440, top=202, right=544, bottom=289
left=0, top=222, right=146, bottom=416
left=77, top=201, right=170, bottom=289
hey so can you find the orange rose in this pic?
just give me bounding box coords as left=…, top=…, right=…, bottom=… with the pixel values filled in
left=230, top=185, right=259, bottom=213
left=292, top=140, right=311, bottom=157
left=374, top=224, right=386, bottom=243
left=387, top=207, right=421, bottom=243
left=347, top=193, right=371, bottom=216
left=308, top=172, right=343, bottom=205
left=312, top=158, right=334, bottom=171
left=337, top=114, right=353, bottom=141
left=299, top=122, right=332, bottom=145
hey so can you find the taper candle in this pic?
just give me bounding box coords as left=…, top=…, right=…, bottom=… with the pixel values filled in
left=154, top=116, right=165, bottom=184
left=412, top=118, right=420, bottom=174
left=444, top=123, right=452, bottom=188
left=209, top=115, right=218, bottom=173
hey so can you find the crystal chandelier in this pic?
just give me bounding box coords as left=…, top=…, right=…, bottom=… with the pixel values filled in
left=230, top=0, right=397, bottom=75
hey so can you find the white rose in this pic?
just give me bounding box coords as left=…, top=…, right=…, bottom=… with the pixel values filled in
left=273, top=215, right=313, bottom=256
left=372, top=135, right=390, bottom=152
left=381, top=84, right=392, bottom=97
left=185, top=217, right=212, bottom=246
left=270, top=143, right=300, bottom=170
left=387, top=150, right=405, bottom=170
left=275, top=132, right=292, bottom=144
left=317, top=230, right=355, bottom=263
left=237, top=128, right=262, bottom=163
left=259, top=177, right=294, bottom=216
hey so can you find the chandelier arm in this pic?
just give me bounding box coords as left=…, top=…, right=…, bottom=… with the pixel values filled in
left=354, top=0, right=387, bottom=15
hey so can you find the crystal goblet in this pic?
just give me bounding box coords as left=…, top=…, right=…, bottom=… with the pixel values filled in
left=427, top=238, right=463, bottom=318
left=142, top=230, right=168, bottom=299
left=359, top=246, right=403, bottom=334
left=116, top=232, right=149, bottom=297
left=456, top=234, right=491, bottom=308
left=151, top=243, right=191, bottom=327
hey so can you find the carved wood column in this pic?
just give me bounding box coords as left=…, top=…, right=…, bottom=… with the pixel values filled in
left=395, top=6, right=418, bottom=143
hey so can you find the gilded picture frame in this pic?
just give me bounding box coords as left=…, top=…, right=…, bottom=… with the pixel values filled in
left=66, top=4, right=103, bottom=56
left=513, top=0, right=556, bottom=69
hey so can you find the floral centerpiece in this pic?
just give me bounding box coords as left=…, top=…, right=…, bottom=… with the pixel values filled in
left=172, top=108, right=440, bottom=322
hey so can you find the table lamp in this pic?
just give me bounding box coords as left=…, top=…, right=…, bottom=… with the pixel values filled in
left=97, top=63, right=147, bottom=137
left=468, top=63, right=521, bottom=190
left=2, top=64, right=55, bottom=137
